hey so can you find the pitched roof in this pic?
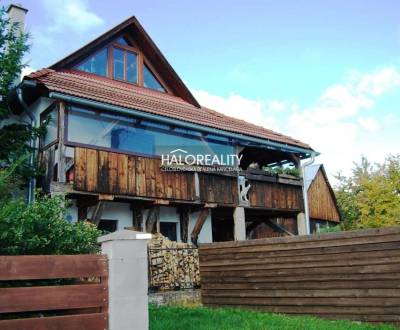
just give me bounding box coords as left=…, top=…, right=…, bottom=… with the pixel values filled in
left=48, top=16, right=200, bottom=107
left=25, top=68, right=312, bottom=151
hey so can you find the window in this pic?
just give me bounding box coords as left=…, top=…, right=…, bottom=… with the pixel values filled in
left=113, top=48, right=125, bottom=80
left=66, top=105, right=235, bottom=158
left=143, top=64, right=165, bottom=92
left=76, top=48, right=108, bottom=77
left=40, top=107, right=58, bottom=147
left=116, top=36, right=129, bottom=46
left=160, top=222, right=177, bottom=241
left=112, top=47, right=138, bottom=84
left=74, top=37, right=167, bottom=92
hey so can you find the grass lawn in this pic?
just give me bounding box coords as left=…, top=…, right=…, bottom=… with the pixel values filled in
left=149, top=305, right=396, bottom=330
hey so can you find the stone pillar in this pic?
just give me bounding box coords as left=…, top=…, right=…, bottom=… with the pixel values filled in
left=98, top=230, right=152, bottom=330
left=233, top=207, right=246, bottom=241
left=297, top=212, right=307, bottom=235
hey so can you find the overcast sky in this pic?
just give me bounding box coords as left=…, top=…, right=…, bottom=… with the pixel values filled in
left=7, top=0, right=400, bottom=183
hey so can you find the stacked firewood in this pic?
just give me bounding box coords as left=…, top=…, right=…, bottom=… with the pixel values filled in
left=148, top=234, right=200, bottom=290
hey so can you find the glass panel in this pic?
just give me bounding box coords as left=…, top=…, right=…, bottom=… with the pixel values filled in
left=67, top=106, right=234, bottom=160
left=41, top=107, right=58, bottom=147
left=126, top=52, right=137, bottom=84
left=115, top=36, right=129, bottom=46
left=143, top=64, right=165, bottom=92
left=76, top=48, right=108, bottom=77
left=113, top=47, right=125, bottom=80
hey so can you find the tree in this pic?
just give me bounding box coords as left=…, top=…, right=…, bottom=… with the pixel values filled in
left=335, top=155, right=400, bottom=229
left=0, top=6, right=43, bottom=186
left=0, top=192, right=101, bottom=255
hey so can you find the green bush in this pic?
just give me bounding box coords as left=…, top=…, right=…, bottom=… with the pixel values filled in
left=0, top=193, right=101, bottom=255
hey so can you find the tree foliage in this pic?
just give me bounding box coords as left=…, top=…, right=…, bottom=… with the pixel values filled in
left=0, top=6, right=44, bottom=185
left=335, top=155, right=400, bottom=229
left=0, top=191, right=101, bottom=255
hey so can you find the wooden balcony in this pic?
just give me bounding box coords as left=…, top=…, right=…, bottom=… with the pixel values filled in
left=46, top=146, right=303, bottom=212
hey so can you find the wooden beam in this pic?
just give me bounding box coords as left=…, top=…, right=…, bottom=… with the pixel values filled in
left=204, top=203, right=217, bottom=209
left=90, top=201, right=105, bottom=226
left=57, top=102, right=66, bottom=183
left=154, top=199, right=169, bottom=205
left=145, top=206, right=159, bottom=233
left=77, top=206, right=88, bottom=221
left=191, top=208, right=210, bottom=245
left=132, top=204, right=143, bottom=231
left=178, top=207, right=190, bottom=243
left=99, top=193, right=114, bottom=201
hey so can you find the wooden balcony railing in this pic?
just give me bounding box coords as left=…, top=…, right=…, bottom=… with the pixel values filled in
left=62, top=147, right=303, bottom=211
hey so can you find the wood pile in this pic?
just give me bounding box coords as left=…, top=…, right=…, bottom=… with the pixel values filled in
left=148, top=234, right=200, bottom=290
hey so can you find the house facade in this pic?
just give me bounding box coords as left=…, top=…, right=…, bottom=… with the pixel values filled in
left=9, top=12, right=317, bottom=244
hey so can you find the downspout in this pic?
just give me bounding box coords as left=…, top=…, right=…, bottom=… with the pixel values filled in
left=17, top=85, right=37, bottom=204
left=301, top=153, right=316, bottom=235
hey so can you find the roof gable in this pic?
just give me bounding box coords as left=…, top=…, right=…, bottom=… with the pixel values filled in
left=306, top=164, right=341, bottom=222
left=49, top=16, right=200, bottom=107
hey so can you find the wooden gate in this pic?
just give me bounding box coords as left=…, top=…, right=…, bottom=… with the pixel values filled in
left=199, top=227, right=400, bottom=324
left=0, top=254, right=108, bottom=329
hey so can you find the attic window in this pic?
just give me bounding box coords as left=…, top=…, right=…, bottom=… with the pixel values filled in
left=112, top=47, right=138, bottom=84
left=116, top=36, right=129, bottom=46
left=74, top=40, right=167, bottom=93
left=76, top=48, right=108, bottom=77
left=143, top=64, right=165, bottom=92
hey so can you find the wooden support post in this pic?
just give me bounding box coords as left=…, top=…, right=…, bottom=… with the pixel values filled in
left=57, top=102, right=66, bottom=183
left=91, top=201, right=105, bottom=226
left=191, top=208, right=210, bottom=245
left=77, top=205, right=88, bottom=221
left=178, top=207, right=190, bottom=243
left=233, top=207, right=246, bottom=241
left=131, top=204, right=143, bottom=231
left=290, top=153, right=301, bottom=173
left=145, top=206, right=159, bottom=233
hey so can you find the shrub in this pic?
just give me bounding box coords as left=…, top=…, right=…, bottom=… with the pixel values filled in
left=0, top=193, right=101, bottom=255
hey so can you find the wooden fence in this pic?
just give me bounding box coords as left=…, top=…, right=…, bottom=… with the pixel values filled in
left=0, top=254, right=108, bottom=329
left=199, top=227, right=400, bottom=324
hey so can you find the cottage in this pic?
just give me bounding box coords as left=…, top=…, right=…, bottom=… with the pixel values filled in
left=305, top=164, right=341, bottom=232
left=9, top=9, right=318, bottom=243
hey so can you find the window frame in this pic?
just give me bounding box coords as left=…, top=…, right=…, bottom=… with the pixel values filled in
left=109, top=44, right=139, bottom=84
left=40, top=104, right=60, bottom=150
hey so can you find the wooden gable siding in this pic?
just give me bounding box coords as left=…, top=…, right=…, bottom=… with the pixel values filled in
left=308, top=170, right=340, bottom=222
left=74, top=147, right=196, bottom=200
left=248, top=180, right=303, bottom=211
left=198, top=173, right=238, bottom=205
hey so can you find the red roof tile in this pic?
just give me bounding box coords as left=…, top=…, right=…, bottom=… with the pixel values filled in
left=26, top=69, right=312, bottom=151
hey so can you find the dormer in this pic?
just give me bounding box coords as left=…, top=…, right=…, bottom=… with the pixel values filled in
left=49, top=16, right=200, bottom=107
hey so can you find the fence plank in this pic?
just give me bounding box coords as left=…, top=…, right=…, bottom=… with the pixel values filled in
left=0, top=312, right=107, bottom=330
left=0, top=284, right=107, bottom=313
left=199, top=227, right=400, bottom=323
left=0, top=255, right=107, bottom=280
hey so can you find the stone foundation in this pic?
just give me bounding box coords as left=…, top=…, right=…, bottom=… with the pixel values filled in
left=148, top=289, right=201, bottom=307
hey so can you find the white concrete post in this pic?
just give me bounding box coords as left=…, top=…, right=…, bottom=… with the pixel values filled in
left=98, top=230, right=152, bottom=330
left=233, top=207, right=246, bottom=241
left=297, top=212, right=307, bottom=235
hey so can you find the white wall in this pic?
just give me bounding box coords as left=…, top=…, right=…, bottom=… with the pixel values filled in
left=189, top=210, right=213, bottom=243
left=67, top=201, right=213, bottom=243
left=67, top=201, right=133, bottom=230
